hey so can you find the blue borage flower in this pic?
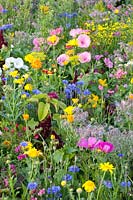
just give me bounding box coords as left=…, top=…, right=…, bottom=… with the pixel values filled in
left=0, top=24, right=13, bottom=31
left=120, top=181, right=131, bottom=187
left=20, top=141, right=28, bottom=147
left=27, top=182, right=38, bottom=190
left=47, top=186, right=61, bottom=194
left=62, top=174, right=72, bottom=181
left=68, top=165, right=80, bottom=172
left=103, top=180, right=113, bottom=189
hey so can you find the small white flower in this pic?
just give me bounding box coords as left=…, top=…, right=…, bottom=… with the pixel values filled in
left=5, top=57, right=15, bottom=67
left=14, top=58, right=24, bottom=69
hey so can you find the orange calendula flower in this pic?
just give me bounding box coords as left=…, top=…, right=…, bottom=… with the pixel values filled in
left=2, top=140, right=11, bottom=147
left=129, top=94, right=133, bottom=100
left=22, top=114, right=29, bottom=121
left=67, top=115, right=74, bottom=123
left=82, top=180, right=96, bottom=193
left=31, top=58, right=42, bottom=69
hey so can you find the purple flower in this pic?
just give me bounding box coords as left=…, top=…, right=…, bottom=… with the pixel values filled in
left=104, top=58, right=113, bottom=68
left=32, top=89, right=41, bottom=95
left=17, top=154, right=27, bottom=160
left=20, top=141, right=28, bottom=147
left=14, top=145, right=21, bottom=153
left=48, top=92, right=58, bottom=99
left=0, top=24, right=13, bottom=31
left=83, top=89, right=91, bottom=96
left=47, top=186, right=61, bottom=194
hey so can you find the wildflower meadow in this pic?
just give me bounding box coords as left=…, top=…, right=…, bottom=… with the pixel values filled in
left=0, top=0, right=133, bottom=199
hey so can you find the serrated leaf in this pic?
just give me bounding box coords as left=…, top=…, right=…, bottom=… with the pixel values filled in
left=38, top=102, right=50, bottom=121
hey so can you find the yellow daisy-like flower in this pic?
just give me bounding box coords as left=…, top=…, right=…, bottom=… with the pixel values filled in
left=24, top=84, right=33, bottom=91
left=99, top=162, right=115, bottom=174
left=9, top=70, right=19, bottom=77
left=40, top=5, right=49, bottom=14
left=66, top=39, right=78, bottom=47
left=98, top=79, right=107, bottom=87
left=25, top=147, right=42, bottom=158
left=2, top=140, right=11, bottom=147
left=82, top=180, right=96, bottom=193
left=14, top=78, right=24, bottom=84
left=64, top=106, right=75, bottom=115
left=130, top=78, right=133, bottom=84
left=92, top=94, right=99, bottom=102
left=24, top=54, right=34, bottom=63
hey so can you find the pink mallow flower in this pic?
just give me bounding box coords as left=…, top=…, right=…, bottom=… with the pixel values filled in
left=57, top=54, right=69, bottom=66
left=97, top=141, right=115, bottom=153
left=78, top=52, right=91, bottom=63
left=77, top=137, right=102, bottom=150
left=50, top=27, right=63, bottom=35
left=77, top=34, right=91, bottom=48
left=69, top=28, right=83, bottom=37
left=114, top=69, right=127, bottom=79
left=77, top=138, right=88, bottom=149
left=38, top=188, right=45, bottom=196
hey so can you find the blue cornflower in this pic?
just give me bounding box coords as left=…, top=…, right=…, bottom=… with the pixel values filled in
left=103, top=180, right=113, bottom=189
left=2, top=77, right=8, bottom=81
left=76, top=80, right=84, bottom=86
left=20, top=141, right=28, bottom=147
left=75, top=87, right=81, bottom=94
left=0, top=24, right=13, bottom=31
left=62, top=174, right=72, bottom=181
left=1, top=96, right=6, bottom=100
left=1, top=9, right=8, bottom=13
left=47, top=186, right=61, bottom=194
left=68, top=165, right=80, bottom=173
left=120, top=181, right=131, bottom=187
left=27, top=182, right=38, bottom=190
left=83, top=89, right=91, bottom=96
left=32, top=89, right=41, bottom=95
left=66, top=23, right=71, bottom=28
left=72, top=12, right=78, bottom=17
left=21, top=91, right=30, bottom=97
left=62, top=80, right=68, bottom=84
left=118, top=153, right=124, bottom=157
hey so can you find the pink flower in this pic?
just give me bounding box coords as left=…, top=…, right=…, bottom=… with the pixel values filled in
left=108, top=90, right=114, bottom=94
left=17, top=154, right=27, bottom=160
left=50, top=27, right=63, bottom=35
left=69, top=28, right=83, bottom=37
left=98, top=85, right=103, bottom=90
left=57, top=54, right=69, bottom=66
left=114, top=69, right=127, bottom=79
left=15, top=145, right=21, bottom=153
left=104, top=58, right=113, bottom=68
left=38, top=188, right=45, bottom=196
left=48, top=92, right=58, bottom=99
left=88, top=137, right=102, bottom=150
left=77, top=138, right=88, bottom=149
left=33, top=37, right=44, bottom=51
left=97, top=141, right=115, bottom=153
left=4, top=178, right=8, bottom=187
left=77, top=34, right=91, bottom=48
left=78, top=52, right=91, bottom=63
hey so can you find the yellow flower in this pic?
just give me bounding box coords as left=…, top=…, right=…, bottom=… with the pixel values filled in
left=67, top=115, right=74, bottom=123
left=9, top=70, right=19, bottom=77
left=72, top=98, right=79, bottom=104
left=82, top=180, right=96, bottom=193
left=25, top=147, right=42, bottom=158
left=2, top=140, right=11, bottom=147
left=3, top=64, right=9, bottom=71
left=22, top=114, right=29, bottom=121
left=64, top=106, right=75, bottom=115
left=98, top=79, right=107, bottom=87
left=24, top=54, right=34, bottom=63
left=114, top=9, right=119, bottom=14
left=24, top=84, right=33, bottom=91
left=61, top=181, right=67, bottom=187
left=51, top=134, right=55, bottom=140
left=92, top=94, right=99, bottom=102
left=66, top=49, right=75, bottom=55
left=66, top=39, right=78, bottom=47
left=130, top=78, right=133, bottom=84
left=21, top=94, right=27, bottom=99
left=31, top=52, right=46, bottom=61
left=99, top=162, right=115, bottom=174
left=40, top=5, right=49, bottom=14
left=14, top=78, right=24, bottom=84
left=23, top=74, right=29, bottom=80
left=21, top=142, right=33, bottom=150
left=47, top=35, right=59, bottom=45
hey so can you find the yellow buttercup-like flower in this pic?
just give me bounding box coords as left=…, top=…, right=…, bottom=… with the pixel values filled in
left=25, top=147, right=42, bottom=158
left=72, top=98, right=79, bottom=104
left=61, top=181, right=67, bottom=187
left=66, top=39, right=78, bottom=47
left=130, top=78, right=133, bottom=84
left=82, top=180, right=96, bottom=193
left=22, top=114, right=29, bottom=121
left=24, top=84, right=33, bottom=91
left=64, top=106, right=75, bottom=115
left=9, top=70, right=19, bottom=77
left=99, top=162, right=115, bottom=174
left=14, top=78, right=24, bottom=84
left=98, top=79, right=107, bottom=87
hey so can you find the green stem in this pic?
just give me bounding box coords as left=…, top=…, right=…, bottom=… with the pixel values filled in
left=96, top=172, right=106, bottom=200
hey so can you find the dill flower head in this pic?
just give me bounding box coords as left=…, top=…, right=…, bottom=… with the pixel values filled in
left=99, top=162, right=115, bottom=174
left=82, top=180, right=96, bottom=193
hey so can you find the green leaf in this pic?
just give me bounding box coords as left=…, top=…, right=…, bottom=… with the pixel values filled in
left=58, top=101, right=66, bottom=110
left=38, top=102, right=50, bottom=121
left=27, top=118, right=39, bottom=130
left=32, top=93, right=48, bottom=99
left=50, top=98, right=59, bottom=112
left=53, top=149, right=64, bottom=163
